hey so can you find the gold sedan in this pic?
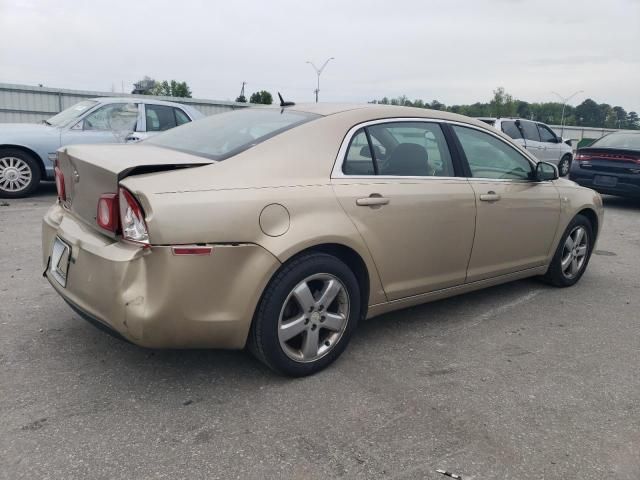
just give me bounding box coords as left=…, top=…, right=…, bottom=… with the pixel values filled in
left=42, top=104, right=603, bottom=376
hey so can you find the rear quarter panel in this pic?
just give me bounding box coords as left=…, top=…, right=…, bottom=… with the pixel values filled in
left=122, top=180, right=387, bottom=307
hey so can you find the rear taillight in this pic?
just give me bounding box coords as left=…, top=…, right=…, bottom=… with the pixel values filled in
left=119, top=187, right=149, bottom=244
left=576, top=152, right=640, bottom=164
left=97, top=193, right=119, bottom=232
left=54, top=166, right=66, bottom=201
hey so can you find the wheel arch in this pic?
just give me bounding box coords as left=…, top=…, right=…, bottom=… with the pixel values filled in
left=0, top=144, right=47, bottom=178
left=577, top=207, right=599, bottom=237
left=277, top=243, right=371, bottom=319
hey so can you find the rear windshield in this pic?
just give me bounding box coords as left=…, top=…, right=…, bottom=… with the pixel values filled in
left=590, top=132, right=640, bottom=150
left=146, top=108, right=320, bottom=160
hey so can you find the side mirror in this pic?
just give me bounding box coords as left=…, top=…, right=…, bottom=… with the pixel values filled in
left=535, top=161, right=559, bottom=181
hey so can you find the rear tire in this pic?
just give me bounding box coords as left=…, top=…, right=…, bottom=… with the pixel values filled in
left=248, top=252, right=361, bottom=377
left=542, top=214, right=593, bottom=287
left=0, top=149, right=41, bottom=198
left=558, top=154, right=572, bottom=177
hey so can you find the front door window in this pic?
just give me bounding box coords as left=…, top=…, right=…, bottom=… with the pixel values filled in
left=83, top=103, right=138, bottom=132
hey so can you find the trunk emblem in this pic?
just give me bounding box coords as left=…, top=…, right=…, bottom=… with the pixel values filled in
left=73, top=169, right=80, bottom=183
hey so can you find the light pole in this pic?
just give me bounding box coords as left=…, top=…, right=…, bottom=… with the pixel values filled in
left=551, top=90, right=584, bottom=137
left=306, top=57, right=334, bottom=103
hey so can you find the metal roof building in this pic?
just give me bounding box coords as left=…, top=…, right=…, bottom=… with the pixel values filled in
left=0, top=82, right=249, bottom=124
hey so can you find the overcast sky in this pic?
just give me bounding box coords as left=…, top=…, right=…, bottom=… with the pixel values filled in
left=1, top=0, right=639, bottom=111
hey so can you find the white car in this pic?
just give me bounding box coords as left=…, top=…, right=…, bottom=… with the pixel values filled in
left=478, top=118, right=573, bottom=176
left=0, top=98, right=204, bottom=198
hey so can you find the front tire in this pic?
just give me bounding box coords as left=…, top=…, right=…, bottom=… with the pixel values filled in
left=0, top=149, right=41, bottom=198
left=248, top=252, right=361, bottom=377
left=543, top=214, right=593, bottom=287
left=558, top=154, right=572, bottom=177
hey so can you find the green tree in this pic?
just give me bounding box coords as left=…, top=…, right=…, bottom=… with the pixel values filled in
left=575, top=99, right=602, bottom=127
left=153, top=80, right=171, bottom=96
left=235, top=95, right=247, bottom=103
left=599, top=103, right=615, bottom=128
left=490, top=87, right=517, bottom=117
left=612, top=106, right=627, bottom=129
left=249, top=90, right=273, bottom=105
left=515, top=101, right=531, bottom=119
left=368, top=90, right=637, bottom=130
left=169, top=80, right=192, bottom=98
left=134, top=77, right=192, bottom=98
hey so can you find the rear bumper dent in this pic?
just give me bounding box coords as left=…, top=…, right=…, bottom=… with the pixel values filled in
left=42, top=204, right=281, bottom=349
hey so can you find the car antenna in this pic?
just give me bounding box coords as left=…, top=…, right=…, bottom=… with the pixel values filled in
left=278, top=92, right=295, bottom=107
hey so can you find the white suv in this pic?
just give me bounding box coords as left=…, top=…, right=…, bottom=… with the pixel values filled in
left=478, top=118, right=573, bottom=176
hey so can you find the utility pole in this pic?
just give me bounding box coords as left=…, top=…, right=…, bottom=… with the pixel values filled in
left=551, top=90, right=584, bottom=137
left=237, top=81, right=247, bottom=102
left=306, top=57, right=334, bottom=103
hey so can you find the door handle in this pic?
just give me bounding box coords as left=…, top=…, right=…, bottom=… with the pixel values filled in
left=479, top=191, right=501, bottom=202
left=356, top=195, right=390, bottom=207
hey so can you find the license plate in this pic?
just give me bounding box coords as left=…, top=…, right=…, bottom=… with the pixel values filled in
left=594, top=175, right=618, bottom=187
left=49, top=237, right=71, bottom=287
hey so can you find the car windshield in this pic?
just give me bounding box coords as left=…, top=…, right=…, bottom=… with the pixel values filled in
left=146, top=108, right=320, bottom=160
left=590, top=132, right=640, bottom=150
left=46, top=100, right=99, bottom=127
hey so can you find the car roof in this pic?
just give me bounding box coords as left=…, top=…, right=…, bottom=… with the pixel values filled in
left=285, top=103, right=496, bottom=130
left=91, top=97, right=192, bottom=107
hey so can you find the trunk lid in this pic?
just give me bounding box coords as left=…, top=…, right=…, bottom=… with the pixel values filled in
left=575, top=147, right=640, bottom=175
left=57, top=143, right=212, bottom=234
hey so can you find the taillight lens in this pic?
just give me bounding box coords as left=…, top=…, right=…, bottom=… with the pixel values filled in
left=97, top=193, right=119, bottom=232
left=54, top=166, right=66, bottom=201
left=576, top=152, right=640, bottom=164
left=119, top=187, right=149, bottom=244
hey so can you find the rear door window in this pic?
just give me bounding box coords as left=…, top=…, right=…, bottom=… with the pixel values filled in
left=367, top=122, right=454, bottom=177
left=520, top=120, right=540, bottom=142
left=146, top=105, right=178, bottom=132
left=501, top=121, right=523, bottom=140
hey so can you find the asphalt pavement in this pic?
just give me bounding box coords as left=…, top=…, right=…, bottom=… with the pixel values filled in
left=1, top=183, right=639, bottom=480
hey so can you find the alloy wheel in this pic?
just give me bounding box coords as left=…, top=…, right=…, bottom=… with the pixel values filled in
left=0, top=156, right=32, bottom=193
left=277, top=273, right=350, bottom=363
left=561, top=225, right=589, bottom=279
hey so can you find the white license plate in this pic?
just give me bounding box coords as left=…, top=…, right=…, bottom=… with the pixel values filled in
left=49, top=237, right=71, bottom=287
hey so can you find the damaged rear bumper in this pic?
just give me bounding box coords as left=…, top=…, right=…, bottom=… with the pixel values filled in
left=42, top=203, right=280, bottom=349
